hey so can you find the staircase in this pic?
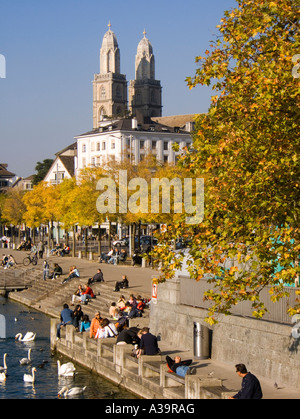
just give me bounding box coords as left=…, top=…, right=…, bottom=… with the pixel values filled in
left=7, top=267, right=150, bottom=328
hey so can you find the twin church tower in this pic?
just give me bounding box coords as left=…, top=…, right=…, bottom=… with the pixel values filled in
left=93, top=23, right=162, bottom=129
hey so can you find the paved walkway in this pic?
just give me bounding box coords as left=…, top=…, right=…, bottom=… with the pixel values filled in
left=5, top=248, right=156, bottom=298
left=2, top=248, right=300, bottom=399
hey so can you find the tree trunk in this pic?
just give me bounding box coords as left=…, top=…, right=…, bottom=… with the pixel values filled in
left=72, top=225, right=76, bottom=257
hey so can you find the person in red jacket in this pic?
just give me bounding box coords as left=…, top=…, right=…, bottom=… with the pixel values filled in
left=80, top=283, right=96, bottom=304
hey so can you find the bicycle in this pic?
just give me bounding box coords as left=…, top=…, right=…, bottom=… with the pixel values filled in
left=23, top=253, right=38, bottom=266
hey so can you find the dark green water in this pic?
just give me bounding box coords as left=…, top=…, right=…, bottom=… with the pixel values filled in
left=0, top=296, right=138, bottom=399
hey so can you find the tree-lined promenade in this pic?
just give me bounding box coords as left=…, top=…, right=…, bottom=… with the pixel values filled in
left=0, top=156, right=195, bottom=255
left=1, top=0, right=299, bottom=327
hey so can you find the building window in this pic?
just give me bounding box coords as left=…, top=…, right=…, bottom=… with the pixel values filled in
left=164, top=155, right=168, bottom=163
left=116, top=85, right=122, bottom=99
left=152, top=141, right=157, bottom=149
left=111, top=142, right=115, bottom=150
left=97, top=142, right=100, bottom=151
left=163, top=141, right=168, bottom=151
left=82, top=144, right=86, bottom=153
left=140, top=140, right=144, bottom=150
left=102, top=142, right=106, bottom=151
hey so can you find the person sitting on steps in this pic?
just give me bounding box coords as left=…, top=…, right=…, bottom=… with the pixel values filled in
left=114, top=275, right=129, bottom=292
left=61, top=265, right=80, bottom=284
left=88, top=268, right=104, bottom=284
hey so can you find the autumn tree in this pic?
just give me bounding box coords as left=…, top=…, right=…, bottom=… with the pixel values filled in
left=74, top=167, right=108, bottom=256
left=1, top=189, right=27, bottom=243
left=57, top=178, right=80, bottom=257
left=22, top=182, right=48, bottom=242
left=153, top=0, right=300, bottom=323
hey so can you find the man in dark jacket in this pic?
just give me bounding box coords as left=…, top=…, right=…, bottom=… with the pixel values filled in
left=136, top=327, right=160, bottom=358
left=89, top=269, right=104, bottom=284
left=230, top=364, right=263, bottom=399
left=116, top=327, right=140, bottom=345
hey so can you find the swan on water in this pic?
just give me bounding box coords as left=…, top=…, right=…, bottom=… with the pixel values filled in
left=0, top=354, right=8, bottom=372
left=58, top=386, right=87, bottom=398
left=19, top=348, right=32, bottom=365
left=57, top=360, right=76, bottom=377
left=23, top=367, right=37, bottom=383
left=0, top=372, right=6, bottom=382
left=15, top=332, right=36, bottom=342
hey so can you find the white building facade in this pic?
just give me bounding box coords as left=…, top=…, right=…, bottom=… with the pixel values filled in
left=75, top=117, right=193, bottom=172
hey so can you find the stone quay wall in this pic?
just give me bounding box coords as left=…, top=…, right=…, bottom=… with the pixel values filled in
left=149, top=277, right=300, bottom=389
left=50, top=319, right=233, bottom=399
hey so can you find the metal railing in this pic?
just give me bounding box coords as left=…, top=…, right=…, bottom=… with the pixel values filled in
left=179, top=276, right=298, bottom=325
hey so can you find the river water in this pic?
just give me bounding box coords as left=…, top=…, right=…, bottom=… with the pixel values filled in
left=0, top=296, right=137, bottom=400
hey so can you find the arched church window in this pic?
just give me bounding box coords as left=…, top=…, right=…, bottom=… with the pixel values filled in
left=108, top=50, right=113, bottom=72
left=151, top=90, right=156, bottom=104
left=116, top=85, right=122, bottom=99
left=116, top=106, right=123, bottom=116
left=136, top=91, right=142, bottom=105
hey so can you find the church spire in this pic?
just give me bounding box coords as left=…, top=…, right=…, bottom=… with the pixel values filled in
left=128, top=30, right=162, bottom=123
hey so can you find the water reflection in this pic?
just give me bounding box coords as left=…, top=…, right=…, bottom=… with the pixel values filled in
left=0, top=297, right=137, bottom=399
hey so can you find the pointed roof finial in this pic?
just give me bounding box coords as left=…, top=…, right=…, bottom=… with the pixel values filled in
left=108, top=21, right=112, bottom=30
left=143, top=29, right=147, bottom=38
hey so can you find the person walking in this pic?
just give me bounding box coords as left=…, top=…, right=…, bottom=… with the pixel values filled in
left=43, top=260, right=49, bottom=281
left=37, top=241, right=45, bottom=259
left=229, top=364, right=263, bottom=399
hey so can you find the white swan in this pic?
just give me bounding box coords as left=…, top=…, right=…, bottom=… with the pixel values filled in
left=0, top=372, right=6, bottom=382
left=15, top=332, right=36, bottom=342
left=19, top=348, right=32, bottom=365
left=57, top=360, right=76, bottom=377
left=23, top=367, right=37, bottom=383
left=0, top=353, right=8, bottom=372
left=58, top=386, right=87, bottom=398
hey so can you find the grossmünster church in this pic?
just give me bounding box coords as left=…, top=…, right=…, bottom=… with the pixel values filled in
left=93, top=23, right=162, bottom=127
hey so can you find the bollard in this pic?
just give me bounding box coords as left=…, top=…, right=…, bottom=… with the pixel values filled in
left=78, top=251, right=82, bottom=259
left=89, top=252, right=93, bottom=261
left=193, top=322, right=210, bottom=359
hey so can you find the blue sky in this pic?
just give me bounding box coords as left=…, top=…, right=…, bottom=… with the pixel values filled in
left=0, top=0, right=237, bottom=177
